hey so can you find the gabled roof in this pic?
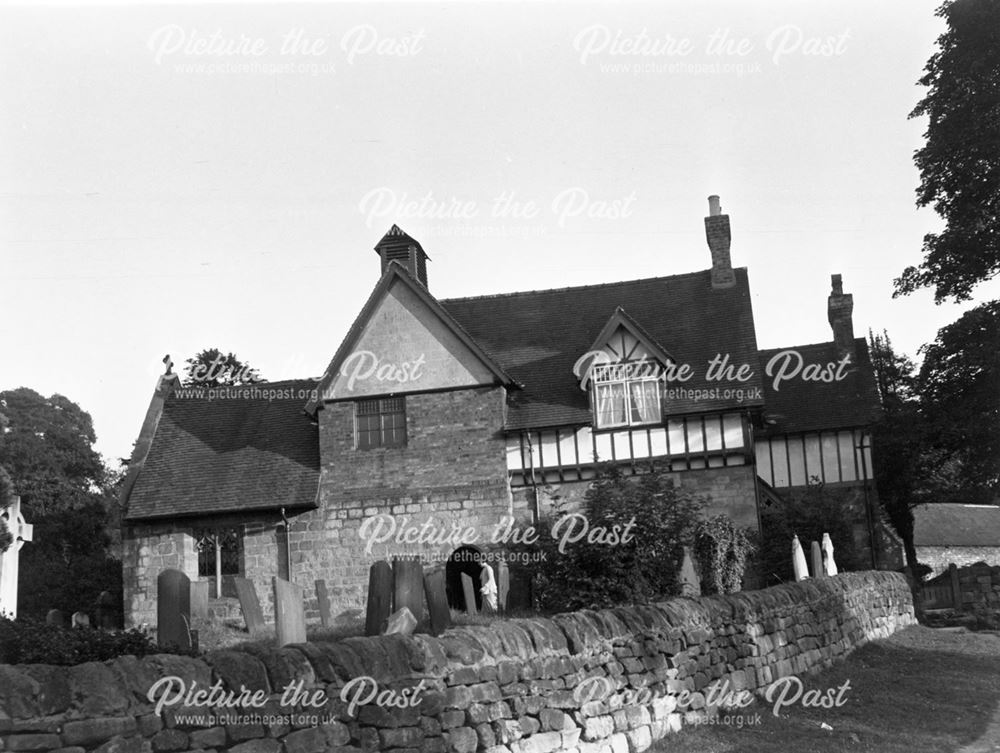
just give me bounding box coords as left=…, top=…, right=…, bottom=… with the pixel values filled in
left=305, top=262, right=516, bottom=413
left=577, top=306, right=674, bottom=387
left=124, top=379, right=320, bottom=521
left=440, top=268, right=765, bottom=430
left=914, top=503, right=1000, bottom=547
left=756, top=339, right=880, bottom=435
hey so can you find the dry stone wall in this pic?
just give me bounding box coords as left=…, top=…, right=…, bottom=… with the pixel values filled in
left=0, top=571, right=914, bottom=753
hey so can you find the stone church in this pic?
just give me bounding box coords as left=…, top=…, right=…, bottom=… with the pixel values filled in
left=120, top=197, right=893, bottom=629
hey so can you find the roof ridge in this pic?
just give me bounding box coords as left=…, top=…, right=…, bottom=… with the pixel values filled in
left=440, top=267, right=747, bottom=304
left=758, top=336, right=869, bottom=354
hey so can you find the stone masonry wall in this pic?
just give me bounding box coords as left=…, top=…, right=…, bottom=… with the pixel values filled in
left=0, top=572, right=914, bottom=753
left=917, top=547, right=1000, bottom=578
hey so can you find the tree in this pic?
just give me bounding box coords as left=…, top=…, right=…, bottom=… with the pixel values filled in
left=917, top=301, right=1000, bottom=500
left=868, top=330, right=925, bottom=569
left=524, top=465, right=705, bottom=612
left=896, top=0, right=1000, bottom=303
left=182, top=349, right=262, bottom=388
left=0, top=389, right=121, bottom=617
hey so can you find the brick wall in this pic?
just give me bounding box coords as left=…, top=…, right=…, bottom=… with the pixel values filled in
left=0, top=572, right=915, bottom=753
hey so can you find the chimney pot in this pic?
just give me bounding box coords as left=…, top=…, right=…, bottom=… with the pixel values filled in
left=708, top=195, right=722, bottom=217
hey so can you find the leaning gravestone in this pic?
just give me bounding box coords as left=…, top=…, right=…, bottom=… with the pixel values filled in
left=273, top=577, right=307, bottom=647
left=364, top=560, right=393, bottom=636
left=461, top=573, right=478, bottom=615
left=811, top=540, right=824, bottom=579
left=46, top=608, right=64, bottom=627
left=234, top=577, right=267, bottom=636
left=497, top=561, right=510, bottom=612
left=157, top=569, right=192, bottom=651
left=384, top=606, right=416, bottom=635
left=71, top=611, right=90, bottom=629
left=393, top=557, right=424, bottom=625
left=424, top=568, right=452, bottom=636
left=190, top=581, right=210, bottom=621
left=315, top=580, right=332, bottom=628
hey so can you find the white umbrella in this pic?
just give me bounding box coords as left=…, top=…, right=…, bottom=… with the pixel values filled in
left=822, top=533, right=838, bottom=576
left=792, top=535, right=809, bottom=581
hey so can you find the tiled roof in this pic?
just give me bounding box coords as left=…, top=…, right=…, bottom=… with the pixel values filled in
left=756, top=339, right=881, bottom=435
left=913, top=503, right=1000, bottom=547
left=124, top=379, right=319, bottom=521
left=440, top=268, right=765, bottom=430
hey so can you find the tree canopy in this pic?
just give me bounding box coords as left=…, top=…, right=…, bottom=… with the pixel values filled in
left=896, top=0, right=1000, bottom=302
left=182, top=348, right=262, bottom=388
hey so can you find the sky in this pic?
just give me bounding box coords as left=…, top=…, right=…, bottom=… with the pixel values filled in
left=2, top=0, right=997, bottom=466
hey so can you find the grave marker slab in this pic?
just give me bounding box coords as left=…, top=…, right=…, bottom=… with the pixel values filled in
left=157, top=569, right=192, bottom=651
left=273, top=577, right=307, bottom=647
left=71, top=611, right=90, bottom=629
left=811, top=540, right=824, bottom=579
left=365, top=560, right=393, bottom=636
left=234, top=577, right=266, bottom=636
left=461, top=573, right=478, bottom=615
left=424, top=569, right=451, bottom=636
left=0, top=496, right=32, bottom=618
left=679, top=546, right=701, bottom=597
left=190, top=581, right=210, bottom=621
left=393, top=557, right=424, bottom=624
left=384, top=606, right=416, bottom=635
left=46, top=608, right=64, bottom=627
left=315, top=580, right=332, bottom=628
left=96, top=590, right=118, bottom=630
left=497, top=561, right=510, bottom=612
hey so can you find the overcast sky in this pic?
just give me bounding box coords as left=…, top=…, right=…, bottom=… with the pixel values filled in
left=3, top=0, right=997, bottom=465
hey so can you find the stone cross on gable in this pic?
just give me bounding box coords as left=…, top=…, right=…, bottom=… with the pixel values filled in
left=0, top=496, right=33, bottom=618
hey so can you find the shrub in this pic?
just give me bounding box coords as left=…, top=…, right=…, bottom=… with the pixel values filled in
left=0, top=616, right=157, bottom=665
left=523, top=465, right=705, bottom=611
left=694, top=515, right=757, bottom=594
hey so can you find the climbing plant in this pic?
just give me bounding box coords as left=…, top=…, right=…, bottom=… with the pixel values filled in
left=694, top=515, right=756, bottom=594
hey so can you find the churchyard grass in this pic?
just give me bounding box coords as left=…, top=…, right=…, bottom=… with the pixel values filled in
left=661, top=625, right=1000, bottom=753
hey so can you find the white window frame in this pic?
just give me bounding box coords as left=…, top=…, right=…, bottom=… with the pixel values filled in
left=591, top=362, right=663, bottom=429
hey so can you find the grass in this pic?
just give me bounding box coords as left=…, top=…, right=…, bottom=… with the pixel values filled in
left=656, top=625, right=1000, bottom=753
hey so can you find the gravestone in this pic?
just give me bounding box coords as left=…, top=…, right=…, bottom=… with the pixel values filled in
left=315, top=580, right=332, bottom=628
left=95, top=591, right=118, bottom=630
left=393, top=558, right=424, bottom=624
left=157, top=569, right=192, bottom=651
left=190, top=581, right=210, bottom=621
left=497, top=561, right=510, bottom=612
left=234, top=577, right=267, bottom=636
left=273, top=577, right=307, bottom=647
left=811, top=540, right=824, bottom=578
left=71, top=611, right=90, bottom=629
left=384, top=606, right=416, bottom=635
left=365, top=560, right=393, bottom=636
left=679, top=546, right=701, bottom=597
left=461, top=573, right=478, bottom=615
left=424, top=568, right=452, bottom=636
left=0, top=496, right=33, bottom=618
left=46, top=608, right=64, bottom=627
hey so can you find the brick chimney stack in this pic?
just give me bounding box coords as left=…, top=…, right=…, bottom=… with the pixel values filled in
left=705, top=195, right=735, bottom=289
left=375, top=225, right=430, bottom=288
left=828, top=274, right=855, bottom=357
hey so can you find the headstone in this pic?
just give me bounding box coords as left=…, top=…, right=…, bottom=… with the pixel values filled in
left=71, top=611, right=90, bottom=629
left=497, top=561, right=510, bottom=612
left=679, top=546, right=701, bottom=597
left=190, top=581, right=210, bottom=621
left=365, top=560, right=393, bottom=637
left=424, top=569, right=452, bottom=636
left=234, top=577, right=267, bottom=636
left=315, top=580, right=332, bottom=628
left=384, top=606, right=416, bottom=635
left=480, top=563, right=498, bottom=613
left=157, top=569, right=192, bottom=651
left=393, top=557, right=424, bottom=624
left=46, top=608, right=64, bottom=627
left=461, top=573, right=478, bottom=615
left=811, top=540, right=824, bottom=578
left=0, top=496, right=33, bottom=618
left=273, top=577, right=307, bottom=647
left=95, top=590, right=118, bottom=630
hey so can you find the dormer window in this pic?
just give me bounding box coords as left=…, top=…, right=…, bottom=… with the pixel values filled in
left=576, top=308, right=673, bottom=430
left=592, top=363, right=662, bottom=428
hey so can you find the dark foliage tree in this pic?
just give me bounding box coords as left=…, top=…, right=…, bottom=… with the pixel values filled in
left=0, top=389, right=121, bottom=617
left=182, top=348, right=262, bottom=388
left=896, top=0, right=1000, bottom=302
left=917, top=300, right=1000, bottom=501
